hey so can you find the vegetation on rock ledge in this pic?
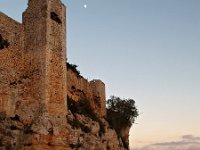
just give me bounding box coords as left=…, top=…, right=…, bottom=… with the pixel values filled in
left=67, top=62, right=82, bottom=78
left=106, top=96, right=139, bottom=148
left=67, top=96, right=105, bottom=136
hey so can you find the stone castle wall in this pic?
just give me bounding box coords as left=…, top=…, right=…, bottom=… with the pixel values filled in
left=0, top=12, right=23, bottom=48
left=89, top=80, right=106, bottom=117
left=0, top=0, right=106, bottom=118
left=23, top=0, right=67, bottom=117
left=0, top=1, right=131, bottom=150
left=0, top=13, right=24, bottom=116
left=67, top=68, right=106, bottom=117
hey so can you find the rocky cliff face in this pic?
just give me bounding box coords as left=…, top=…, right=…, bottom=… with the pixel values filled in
left=0, top=0, right=132, bottom=149
left=0, top=107, right=129, bottom=150
left=0, top=64, right=131, bottom=150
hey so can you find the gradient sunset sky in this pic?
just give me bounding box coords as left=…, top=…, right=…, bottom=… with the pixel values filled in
left=0, top=0, right=200, bottom=149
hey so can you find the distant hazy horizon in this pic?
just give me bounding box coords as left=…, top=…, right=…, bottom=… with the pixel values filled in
left=0, top=0, right=200, bottom=149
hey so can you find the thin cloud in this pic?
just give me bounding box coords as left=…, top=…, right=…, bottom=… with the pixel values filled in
left=182, top=135, right=200, bottom=141
left=153, top=141, right=200, bottom=146
left=132, top=135, right=200, bottom=150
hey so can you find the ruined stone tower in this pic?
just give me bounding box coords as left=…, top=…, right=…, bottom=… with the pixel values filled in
left=0, top=0, right=107, bottom=120
left=90, top=80, right=106, bottom=117
left=0, top=1, right=133, bottom=150
left=23, top=0, right=67, bottom=116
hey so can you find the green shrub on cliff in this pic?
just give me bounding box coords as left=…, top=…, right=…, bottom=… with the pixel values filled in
left=107, top=96, right=138, bottom=127
left=66, top=62, right=82, bottom=77
left=106, top=96, right=139, bottom=145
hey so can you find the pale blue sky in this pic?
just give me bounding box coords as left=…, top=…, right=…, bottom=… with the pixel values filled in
left=0, top=0, right=200, bottom=149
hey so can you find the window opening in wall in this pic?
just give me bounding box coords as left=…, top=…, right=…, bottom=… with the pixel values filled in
left=0, top=34, right=9, bottom=50
left=51, top=12, right=62, bottom=24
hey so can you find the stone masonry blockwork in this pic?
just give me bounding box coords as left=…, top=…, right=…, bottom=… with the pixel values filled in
left=0, top=1, right=131, bottom=150
left=0, top=0, right=106, bottom=120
